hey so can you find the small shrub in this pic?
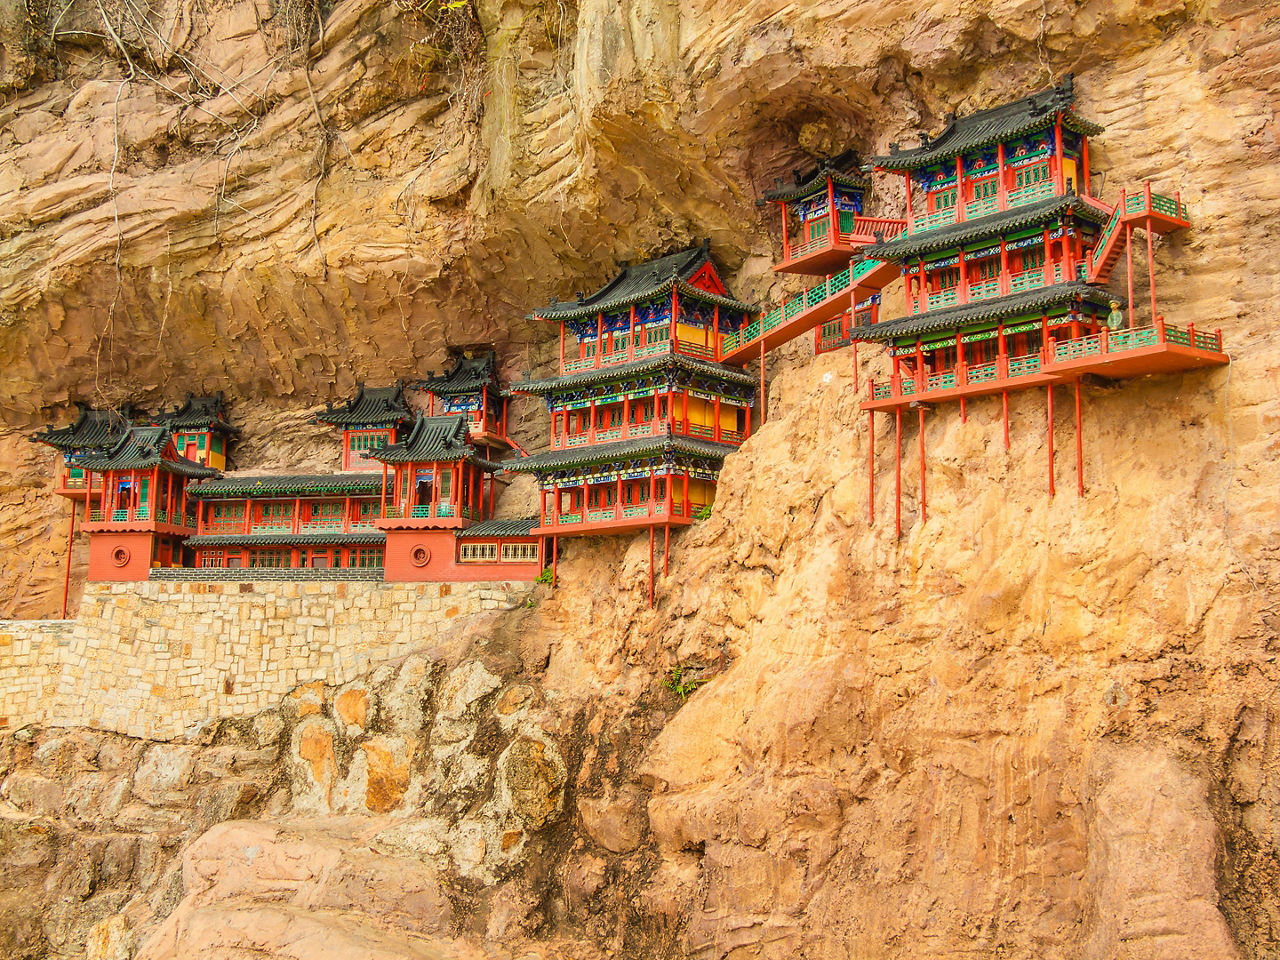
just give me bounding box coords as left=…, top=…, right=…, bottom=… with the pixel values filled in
left=693, top=505, right=712, bottom=521
left=663, top=665, right=707, bottom=702
left=535, top=567, right=554, bottom=585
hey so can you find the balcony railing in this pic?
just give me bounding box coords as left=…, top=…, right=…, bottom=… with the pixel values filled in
left=911, top=208, right=957, bottom=233
left=542, top=499, right=706, bottom=527
left=781, top=215, right=907, bottom=263
left=868, top=322, right=1221, bottom=405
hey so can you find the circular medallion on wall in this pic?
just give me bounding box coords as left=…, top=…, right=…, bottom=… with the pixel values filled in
left=410, top=544, right=431, bottom=567
left=111, top=546, right=131, bottom=567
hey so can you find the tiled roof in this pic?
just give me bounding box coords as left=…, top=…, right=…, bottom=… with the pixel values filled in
left=417, top=353, right=499, bottom=397
left=314, top=384, right=410, bottom=427
left=851, top=282, right=1119, bottom=342
left=184, top=531, right=386, bottom=547
left=873, top=76, right=1103, bottom=171
left=762, top=152, right=871, bottom=202
left=30, top=404, right=135, bottom=452
left=502, top=434, right=736, bottom=473
left=159, top=393, right=239, bottom=434
left=74, top=425, right=220, bottom=477
left=188, top=473, right=385, bottom=498
left=364, top=415, right=474, bottom=465
left=863, top=195, right=1111, bottom=263
left=456, top=517, right=540, bottom=538
left=514, top=352, right=758, bottom=394
left=529, top=244, right=755, bottom=321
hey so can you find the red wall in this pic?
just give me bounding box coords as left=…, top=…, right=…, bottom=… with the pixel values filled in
left=383, top=530, right=542, bottom=582
left=87, top=532, right=156, bottom=582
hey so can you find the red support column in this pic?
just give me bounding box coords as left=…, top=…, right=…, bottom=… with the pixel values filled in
left=596, top=311, right=603, bottom=368
left=381, top=463, right=388, bottom=517
left=867, top=409, right=875, bottom=527
left=1081, top=136, right=1091, bottom=195
left=955, top=156, right=966, bottom=222
left=629, top=305, right=637, bottom=361
left=1074, top=379, right=1084, bottom=497
left=996, top=142, right=1007, bottom=211
left=62, top=503, right=75, bottom=618
left=778, top=201, right=790, bottom=258
left=1125, top=223, right=1135, bottom=328
left=663, top=524, right=670, bottom=576
left=1047, top=385, right=1056, bottom=497
left=895, top=406, right=902, bottom=540
left=670, top=287, right=679, bottom=354
left=852, top=340, right=859, bottom=393
left=905, top=175, right=914, bottom=230
left=648, top=525, right=655, bottom=608
left=1002, top=390, right=1010, bottom=451
left=759, top=339, right=767, bottom=424
left=1054, top=114, right=1065, bottom=193
left=551, top=535, right=558, bottom=587
left=1145, top=213, right=1158, bottom=323
left=918, top=405, right=927, bottom=527
left=713, top=305, right=721, bottom=361
left=827, top=176, right=837, bottom=243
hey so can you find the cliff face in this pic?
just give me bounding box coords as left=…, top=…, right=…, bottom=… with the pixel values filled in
left=2, top=0, right=1280, bottom=958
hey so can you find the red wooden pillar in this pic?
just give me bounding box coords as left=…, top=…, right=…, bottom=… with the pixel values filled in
left=596, top=311, right=603, bottom=367
left=648, top=525, right=655, bottom=608
left=682, top=472, right=690, bottom=518
left=1054, top=114, right=1065, bottom=193
left=670, top=287, right=679, bottom=354
left=551, top=535, right=558, bottom=588
left=895, top=406, right=902, bottom=539
left=1125, top=223, right=1135, bottom=328
left=380, top=463, right=388, bottom=517
left=867, top=409, right=875, bottom=527
left=996, top=143, right=1007, bottom=210
left=954, top=156, right=966, bottom=222
left=629, top=305, right=637, bottom=361
left=663, top=524, right=670, bottom=576
left=1047, top=385, right=1056, bottom=497
left=62, top=503, right=75, bottom=618
left=905, top=174, right=914, bottom=230
left=713, top=305, right=721, bottom=361
left=759, top=338, right=766, bottom=424
left=1074, top=379, right=1084, bottom=497
left=827, top=175, right=837, bottom=242
left=1145, top=209, right=1158, bottom=323
left=293, top=497, right=302, bottom=534
left=1081, top=136, right=1091, bottom=195
left=918, top=406, right=927, bottom=527
left=713, top=396, right=721, bottom=442
left=1002, top=390, right=1010, bottom=451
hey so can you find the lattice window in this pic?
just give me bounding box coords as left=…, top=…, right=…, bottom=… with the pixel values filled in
left=353, top=547, right=383, bottom=568
left=1014, top=163, right=1050, bottom=188
left=199, top=551, right=224, bottom=568
left=460, top=543, right=498, bottom=563
left=249, top=549, right=289, bottom=568
left=501, top=542, right=539, bottom=563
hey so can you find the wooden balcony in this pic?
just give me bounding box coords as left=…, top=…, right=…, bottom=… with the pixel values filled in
left=1087, top=184, right=1189, bottom=284
left=560, top=338, right=721, bottom=376
left=862, top=321, right=1226, bottom=411
left=376, top=502, right=480, bottom=530
left=776, top=215, right=907, bottom=275
left=550, top=418, right=745, bottom=451
left=534, top=499, right=704, bottom=537
left=85, top=505, right=198, bottom=535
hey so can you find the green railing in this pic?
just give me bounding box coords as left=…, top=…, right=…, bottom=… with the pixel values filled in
left=1054, top=334, right=1103, bottom=361
left=967, top=362, right=999, bottom=384
left=89, top=509, right=104, bottom=522
left=969, top=279, right=1001, bottom=300
left=724, top=260, right=878, bottom=354
left=1108, top=327, right=1158, bottom=351
left=927, top=371, right=956, bottom=390
left=911, top=208, right=956, bottom=233
left=1194, top=329, right=1222, bottom=351
left=1010, top=269, right=1044, bottom=292
left=1007, top=181, right=1056, bottom=207
left=927, top=289, right=958, bottom=309
left=301, top=518, right=343, bottom=530
left=1008, top=353, right=1041, bottom=377
left=872, top=382, right=891, bottom=400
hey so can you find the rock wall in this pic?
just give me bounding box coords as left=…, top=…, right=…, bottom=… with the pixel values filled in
left=0, top=579, right=535, bottom=739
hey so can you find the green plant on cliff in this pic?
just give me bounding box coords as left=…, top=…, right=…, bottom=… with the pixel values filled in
left=663, top=665, right=707, bottom=702
left=535, top=567, right=554, bottom=585
left=693, top=505, right=713, bottom=521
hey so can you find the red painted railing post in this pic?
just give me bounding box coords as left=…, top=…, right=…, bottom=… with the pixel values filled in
left=1188, top=322, right=1196, bottom=348
left=1100, top=326, right=1109, bottom=354
left=1156, top=315, right=1167, bottom=341
left=1215, top=328, right=1223, bottom=351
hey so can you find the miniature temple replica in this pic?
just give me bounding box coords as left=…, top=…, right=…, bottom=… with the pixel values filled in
left=851, top=77, right=1228, bottom=531
left=314, top=383, right=412, bottom=470
left=507, top=243, right=757, bottom=601
left=415, top=352, right=516, bottom=459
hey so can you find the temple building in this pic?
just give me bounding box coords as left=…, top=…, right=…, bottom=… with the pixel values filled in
left=183, top=473, right=385, bottom=572
left=414, top=352, right=514, bottom=458
left=31, top=403, right=138, bottom=500
left=73, top=425, right=219, bottom=580
left=849, top=77, right=1228, bottom=527
left=314, top=383, right=412, bottom=470
left=370, top=413, right=543, bottom=581
left=160, top=393, right=238, bottom=469
left=507, top=243, right=758, bottom=600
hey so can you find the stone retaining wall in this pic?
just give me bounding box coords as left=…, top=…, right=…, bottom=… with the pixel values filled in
left=0, top=579, right=535, bottom=740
